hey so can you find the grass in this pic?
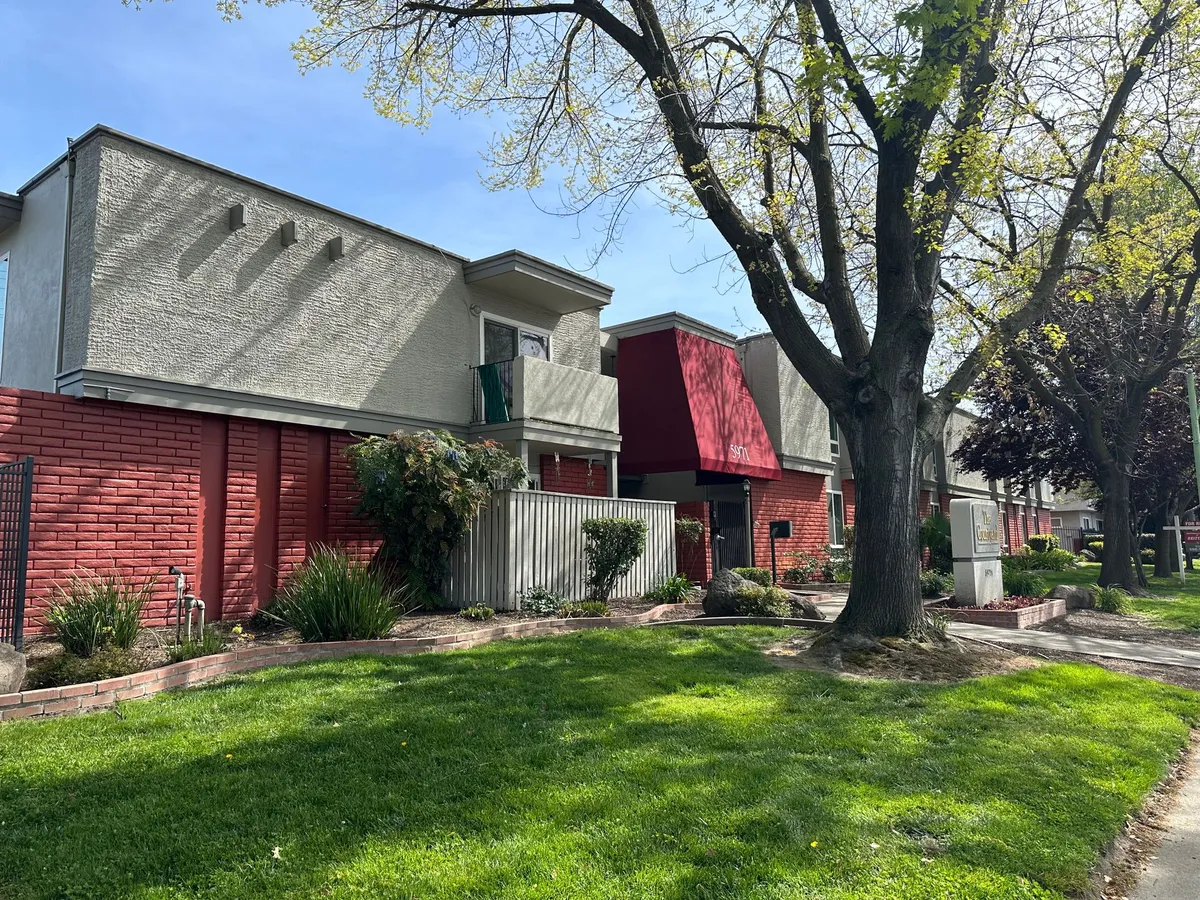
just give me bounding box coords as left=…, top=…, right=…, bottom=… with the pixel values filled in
left=1048, top=563, right=1200, bottom=630
left=0, top=627, right=1197, bottom=899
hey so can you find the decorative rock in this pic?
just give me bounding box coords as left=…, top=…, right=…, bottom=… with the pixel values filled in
left=788, top=595, right=827, bottom=620
left=0, top=643, right=25, bottom=694
left=1047, top=583, right=1097, bottom=610
left=702, top=568, right=751, bottom=616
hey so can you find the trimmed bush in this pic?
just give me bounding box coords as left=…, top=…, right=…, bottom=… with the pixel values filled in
left=582, top=517, right=648, bottom=602
left=1085, top=540, right=1104, bottom=561
left=733, top=584, right=792, bottom=617
left=45, top=571, right=151, bottom=658
left=459, top=603, right=495, bottom=621
left=270, top=545, right=409, bottom=642
left=920, top=570, right=953, bottom=598
left=1026, top=534, right=1060, bottom=553
left=1003, top=568, right=1047, bottom=598
left=731, top=567, right=772, bottom=587
left=643, top=574, right=695, bottom=604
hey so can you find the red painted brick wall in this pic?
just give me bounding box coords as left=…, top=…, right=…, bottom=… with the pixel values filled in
left=0, top=387, right=384, bottom=636
left=675, top=501, right=711, bottom=585
left=539, top=454, right=607, bottom=497
left=841, top=479, right=856, bottom=527
left=0, top=388, right=203, bottom=633
left=1037, top=508, right=1052, bottom=535
left=749, top=469, right=829, bottom=572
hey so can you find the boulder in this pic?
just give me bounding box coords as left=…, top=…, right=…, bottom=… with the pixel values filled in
left=0, top=643, right=25, bottom=694
left=788, top=595, right=827, bottom=621
left=1048, top=583, right=1096, bottom=610
left=702, top=568, right=751, bottom=616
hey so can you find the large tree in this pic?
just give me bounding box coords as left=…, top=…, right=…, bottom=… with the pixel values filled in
left=954, top=288, right=1199, bottom=590
left=174, top=0, right=1200, bottom=637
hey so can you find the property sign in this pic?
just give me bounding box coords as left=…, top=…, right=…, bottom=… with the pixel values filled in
left=971, top=503, right=1001, bottom=553
left=1185, top=530, right=1200, bottom=546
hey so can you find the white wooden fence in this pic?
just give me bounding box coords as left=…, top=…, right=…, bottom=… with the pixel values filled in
left=446, top=490, right=677, bottom=610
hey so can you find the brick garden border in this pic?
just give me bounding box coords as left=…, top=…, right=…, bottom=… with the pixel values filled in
left=940, top=598, right=1067, bottom=629
left=0, top=602, right=725, bottom=722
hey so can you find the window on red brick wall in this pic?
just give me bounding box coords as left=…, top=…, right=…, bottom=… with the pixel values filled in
left=828, top=490, right=845, bottom=547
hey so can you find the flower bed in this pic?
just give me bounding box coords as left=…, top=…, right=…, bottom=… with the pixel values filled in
left=933, top=597, right=1068, bottom=629
left=1, top=602, right=703, bottom=722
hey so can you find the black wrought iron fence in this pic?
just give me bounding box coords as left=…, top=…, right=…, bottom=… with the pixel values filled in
left=0, top=456, right=33, bottom=649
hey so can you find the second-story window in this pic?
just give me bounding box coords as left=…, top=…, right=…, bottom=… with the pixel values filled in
left=828, top=409, right=839, bottom=456
left=828, top=487, right=845, bottom=548
left=483, top=316, right=550, bottom=364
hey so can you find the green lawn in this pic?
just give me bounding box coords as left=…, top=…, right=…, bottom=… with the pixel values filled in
left=1, top=627, right=1197, bottom=899
left=1047, top=563, right=1200, bottom=630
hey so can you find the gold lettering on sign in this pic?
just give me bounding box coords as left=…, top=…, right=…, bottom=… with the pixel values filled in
left=973, top=505, right=1000, bottom=549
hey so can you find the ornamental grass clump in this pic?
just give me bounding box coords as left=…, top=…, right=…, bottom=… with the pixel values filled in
left=45, top=571, right=151, bottom=658
left=643, top=573, right=695, bottom=604
left=270, top=545, right=409, bottom=642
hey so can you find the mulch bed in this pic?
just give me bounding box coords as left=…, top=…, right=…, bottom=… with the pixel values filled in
left=1034, top=609, right=1200, bottom=651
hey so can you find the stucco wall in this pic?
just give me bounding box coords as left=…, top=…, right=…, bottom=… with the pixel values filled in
left=514, top=355, right=617, bottom=432
left=739, top=336, right=831, bottom=469
left=0, top=162, right=70, bottom=391
left=942, top=409, right=990, bottom=495
left=71, top=134, right=601, bottom=427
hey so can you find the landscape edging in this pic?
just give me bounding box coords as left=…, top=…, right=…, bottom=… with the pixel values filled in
left=0, top=602, right=713, bottom=722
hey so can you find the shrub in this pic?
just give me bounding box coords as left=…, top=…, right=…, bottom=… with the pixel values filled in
left=1026, top=534, right=1060, bottom=553
left=733, top=584, right=792, bottom=617
left=731, top=567, right=772, bottom=586
left=920, top=570, right=953, bottom=598
left=1140, top=548, right=1156, bottom=566
left=1003, top=568, right=1047, bottom=598
left=557, top=600, right=610, bottom=618
left=25, top=648, right=141, bottom=689
left=675, top=516, right=704, bottom=544
left=45, top=571, right=152, bottom=658
left=519, top=586, right=565, bottom=616
left=1007, top=548, right=1078, bottom=572
left=643, top=574, right=695, bottom=604
left=781, top=550, right=826, bottom=582
left=582, top=517, right=647, bottom=602
left=166, top=628, right=226, bottom=664
left=921, top=510, right=953, bottom=573
left=1086, top=540, right=1104, bottom=561
left=345, top=430, right=526, bottom=601
left=459, top=603, right=495, bottom=621
left=269, top=545, right=408, bottom=642
left=1095, top=585, right=1131, bottom=613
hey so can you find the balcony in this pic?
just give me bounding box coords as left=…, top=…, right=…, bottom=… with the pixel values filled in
left=471, top=356, right=619, bottom=437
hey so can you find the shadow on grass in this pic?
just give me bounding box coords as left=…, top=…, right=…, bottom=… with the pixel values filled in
left=0, top=626, right=1196, bottom=899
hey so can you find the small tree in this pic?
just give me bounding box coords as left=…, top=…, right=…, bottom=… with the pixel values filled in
left=582, top=517, right=647, bottom=602
left=675, top=515, right=704, bottom=580
left=345, top=430, right=526, bottom=602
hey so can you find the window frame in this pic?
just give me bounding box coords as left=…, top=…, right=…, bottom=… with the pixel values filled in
left=828, top=408, right=840, bottom=457
left=827, top=487, right=845, bottom=549
left=1050, top=516, right=1063, bottom=529
left=479, top=312, right=552, bottom=365
left=0, top=252, right=8, bottom=373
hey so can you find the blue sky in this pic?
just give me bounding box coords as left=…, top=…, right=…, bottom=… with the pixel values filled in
left=0, top=0, right=761, bottom=333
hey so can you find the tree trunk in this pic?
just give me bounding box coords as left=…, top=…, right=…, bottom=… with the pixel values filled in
left=1097, top=472, right=1136, bottom=590
left=1154, top=521, right=1173, bottom=578
left=834, top=404, right=927, bottom=637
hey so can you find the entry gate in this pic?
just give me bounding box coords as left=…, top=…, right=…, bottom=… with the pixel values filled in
left=0, top=456, right=33, bottom=649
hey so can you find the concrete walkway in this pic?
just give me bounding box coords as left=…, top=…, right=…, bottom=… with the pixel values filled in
left=808, top=595, right=1200, bottom=669
left=1130, top=744, right=1200, bottom=900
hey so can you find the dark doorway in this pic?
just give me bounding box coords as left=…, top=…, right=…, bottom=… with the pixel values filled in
left=712, top=500, right=749, bottom=570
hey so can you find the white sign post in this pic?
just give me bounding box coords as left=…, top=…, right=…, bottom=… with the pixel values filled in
left=1161, top=516, right=1200, bottom=585
left=949, top=499, right=1003, bottom=606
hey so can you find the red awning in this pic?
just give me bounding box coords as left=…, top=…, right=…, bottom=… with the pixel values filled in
left=617, top=328, right=781, bottom=480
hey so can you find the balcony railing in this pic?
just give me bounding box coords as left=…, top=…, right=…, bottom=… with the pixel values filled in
left=472, top=359, right=514, bottom=425
left=471, top=356, right=619, bottom=433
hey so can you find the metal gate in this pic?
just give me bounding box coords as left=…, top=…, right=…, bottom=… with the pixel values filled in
left=712, top=500, right=750, bottom=571
left=0, top=456, right=33, bottom=649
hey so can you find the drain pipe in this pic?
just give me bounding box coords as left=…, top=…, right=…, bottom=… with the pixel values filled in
left=169, top=566, right=186, bottom=645
left=54, top=139, right=77, bottom=379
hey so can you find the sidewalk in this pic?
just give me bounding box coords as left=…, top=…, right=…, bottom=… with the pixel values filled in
left=1130, top=744, right=1200, bottom=900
